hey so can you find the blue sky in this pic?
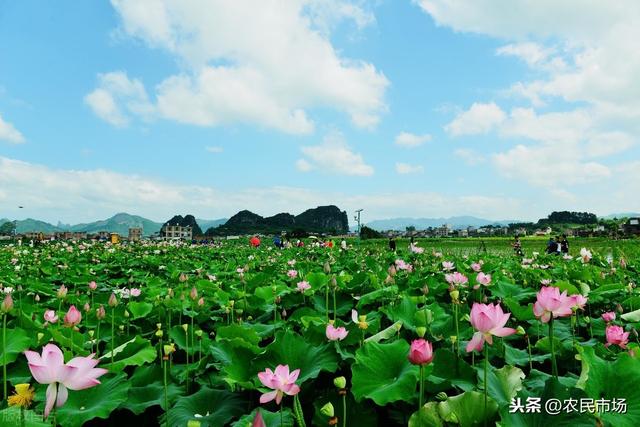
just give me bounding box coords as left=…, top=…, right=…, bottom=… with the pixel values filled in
left=1, top=0, right=639, bottom=224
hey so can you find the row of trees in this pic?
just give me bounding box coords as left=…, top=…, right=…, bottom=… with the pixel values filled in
left=0, top=221, right=16, bottom=236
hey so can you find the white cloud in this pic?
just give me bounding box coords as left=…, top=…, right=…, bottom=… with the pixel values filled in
left=205, top=146, right=223, bottom=153
left=454, top=148, right=485, bottom=165
left=96, top=0, right=389, bottom=133
left=394, top=131, right=431, bottom=148
left=445, top=102, right=506, bottom=136
left=0, top=114, right=25, bottom=144
left=299, top=132, right=374, bottom=176
left=84, top=71, right=153, bottom=127
left=395, top=162, right=424, bottom=174
left=0, top=155, right=537, bottom=223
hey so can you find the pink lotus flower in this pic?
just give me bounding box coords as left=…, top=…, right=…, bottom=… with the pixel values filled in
left=287, top=260, right=296, bottom=266
left=296, top=281, right=311, bottom=293
left=474, top=272, right=492, bottom=289
left=190, top=287, right=198, bottom=300
left=533, top=286, right=575, bottom=323
left=466, top=303, right=516, bottom=352
left=442, top=261, right=455, bottom=271
left=326, top=323, right=349, bottom=341
left=471, top=262, right=482, bottom=272
left=257, top=364, right=301, bottom=404
left=410, top=243, right=424, bottom=254
left=1, top=294, right=13, bottom=313
left=96, top=305, right=106, bottom=320
left=44, top=310, right=58, bottom=324
left=540, top=279, right=552, bottom=286
left=24, top=343, right=107, bottom=418
left=83, top=303, right=91, bottom=313
left=395, top=259, right=413, bottom=271
left=252, top=410, right=267, bottom=427
left=602, top=312, right=616, bottom=323
left=88, top=281, right=97, bottom=291
left=63, top=305, right=82, bottom=327
left=287, top=270, right=298, bottom=279
left=408, top=339, right=434, bottom=365
left=197, top=297, right=205, bottom=307
left=580, top=248, right=592, bottom=263
left=571, top=294, right=588, bottom=310
left=605, top=325, right=629, bottom=349
left=445, top=272, right=468, bottom=286
left=130, top=288, right=141, bottom=297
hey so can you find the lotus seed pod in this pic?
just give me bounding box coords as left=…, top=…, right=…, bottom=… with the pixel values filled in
left=333, top=376, right=346, bottom=389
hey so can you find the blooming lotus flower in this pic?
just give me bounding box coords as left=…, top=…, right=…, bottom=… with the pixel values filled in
left=408, top=339, right=434, bottom=365
left=351, top=309, right=369, bottom=330
left=287, top=260, right=296, bottom=266
left=571, top=294, right=588, bottom=310
left=605, top=325, right=629, bottom=349
left=24, top=343, right=107, bottom=418
left=287, top=270, right=298, bottom=279
left=540, top=279, right=552, bottom=285
left=410, top=243, right=424, bottom=254
left=296, top=281, right=311, bottom=293
left=130, top=288, right=141, bottom=297
left=63, top=305, right=81, bottom=327
left=43, top=310, right=58, bottom=324
left=326, top=323, right=349, bottom=341
left=445, top=272, right=468, bottom=286
left=602, top=312, right=616, bottom=323
left=257, top=364, right=300, bottom=404
left=533, top=287, right=575, bottom=323
left=442, top=261, right=455, bottom=271
left=474, top=272, right=492, bottom=289
left=466, top=303, right=516, bottom=352
left=395, top=259, right=413, bottom=271
left=580, top=248, right=592, bottom=263
left=471, top=262, right=482, bottom=272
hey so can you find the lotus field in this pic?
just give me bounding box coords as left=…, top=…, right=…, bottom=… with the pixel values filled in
left=1, top=238, right=640, bottom=426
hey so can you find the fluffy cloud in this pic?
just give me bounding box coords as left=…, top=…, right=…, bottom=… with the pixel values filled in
left=444, top=103, right=506, bottom=136
left=298, top=132, right=374, bottom=176
left=419, top=1, right=640, bottom=191
left=90, top=0, right=389, bottom=133
left=0, top=155, right=535, bottom=223
left=0, top=113, right=25, bottom=144
left=395, top=162, right=424, bottom=174
left=394, top=132, right=431, bottom=148
left=84, top=72, right=153, bottom=127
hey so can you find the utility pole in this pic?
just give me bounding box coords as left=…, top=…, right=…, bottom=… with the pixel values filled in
left=354, top=209, right=363, bottom=245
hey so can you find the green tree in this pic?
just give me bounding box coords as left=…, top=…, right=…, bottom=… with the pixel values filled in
left=0, top=221, right=16, bottom=236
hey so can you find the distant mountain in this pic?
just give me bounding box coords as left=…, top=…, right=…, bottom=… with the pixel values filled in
left=161, top=214, right=203, bottom=236
left=207, top=205, right=349, bottom=235
left=603, top=213, right=640, bottom=219
left=197, top=218, right=227, bottom=231
left=365, top=216, right=515, bottom=231
left=69, top=213, right=163, bottom=236
left=1, top=218, right=64, bottom=234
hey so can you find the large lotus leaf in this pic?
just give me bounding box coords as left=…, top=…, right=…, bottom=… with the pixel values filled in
left=437, top=391, right=498, bottom=427
left=576, top=346, right=640, bottom=427
left=0, top=328, right=31, bottom=367
left=257, top=329, right=339, bottom=383
left=232, top=408, right=294, bottom=427
left=503, top=343, right=550, bottom=367
left=99, top=335, right=156, bottom=371
left=351, top=340, right=419, bottom=405
left=478, top=365, right=525, bottom=407
left=425, top=348, right=476, bottom=392
left=56, top=373, right=130, bottom=427
left=120, top=364, right=184, bottom=414
left=216, top=324, right=262, bottom=353
left=408, top=402, right=444, bottom=427
left=127, top=301, right=154, bottom=319
left=162, top=387, right=247, bottom=427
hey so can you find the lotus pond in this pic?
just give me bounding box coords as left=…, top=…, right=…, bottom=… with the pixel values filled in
left=0, top=238, right=639, bottom=426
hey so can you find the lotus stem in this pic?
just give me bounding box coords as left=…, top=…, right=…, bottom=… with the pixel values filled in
left=484, top=344, right=488, bottom=427
left=549, top=317, right=558, bottom=379
left=419, top=364, right=424, bottom=410
left=111, top=307, right=115, bottom=365
left=2, top=313, right=6, bottom=402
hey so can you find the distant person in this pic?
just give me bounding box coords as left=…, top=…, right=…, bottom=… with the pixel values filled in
left=555, top=236, right=562, bottom=255
left=250, top=236, right=261, bottom=247
left=512, top=236, right=523, bottom=256
left=546, top=237, right=557, bottom=254
left=388, top=237, right=396, bottom=252
left=560, top=234, right=569, bottom=254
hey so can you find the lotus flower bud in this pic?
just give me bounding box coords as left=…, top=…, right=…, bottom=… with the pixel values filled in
left=333, top=376, right=346, bottom=389
left=57, top=285, right=68, bottom=299
left=324, top=262, right=331, bottom=274
left=34, top=294, right=40, bottom=302
left=416, top=326, right=427, bottom=338
left=63, top=305, right=82, bottom=327
left=179, top=273, right=188, bottom=282
left=190, top=287, right=198, bottom=300
left=320, top=402, right=335, bottom=417
left=1, top=294, right=13, bottom=313
left=88, top=281, right=97, bottom=291
left=108, top=293, right=118, bottom=307
left=96, top=305, right=106, bottom=320
left=182, top=324, right=188, bottom=332
left=83, top=303, right=91, bottom=313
